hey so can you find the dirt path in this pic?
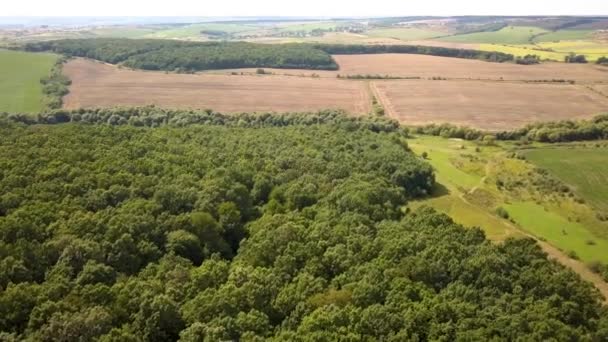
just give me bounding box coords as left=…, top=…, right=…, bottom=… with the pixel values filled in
left=369, top=81, right=398, bottom=119
left=451, top=157, right=608, bottom=302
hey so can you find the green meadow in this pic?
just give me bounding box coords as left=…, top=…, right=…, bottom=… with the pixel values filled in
left=437, top=26, right=547, bottom=45
left=524, top=145, right=608, bottom=212
left=408, top=135, right=608, bottom=264
left=367, top=28, right=446, bottom=41
left=0, top=49, right=58, bottom=113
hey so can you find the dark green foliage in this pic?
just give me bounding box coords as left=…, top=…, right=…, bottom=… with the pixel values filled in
left=565, top=53, right=588, bottom=63
left=0, top=112, right=605, bottom=340
left=25, top=39, right=338, bottom=71
left=24, top=38, right=514, bottom=74
left=516, top=54, right=541, bottom=65
left=40, top=57, right=71, bottom=110
left=597, top=56, right=608, bottom=65
left=495, top=207, right=510, bottom=219
left=314, top=43, right=515, bottom=62
left=414, top=114, right=608, bottom=143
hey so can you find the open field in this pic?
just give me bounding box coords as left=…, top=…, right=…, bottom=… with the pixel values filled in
left=0, top=49, right=58, bottom=113
left=210, top=54, right=608, bottom=82
left=373, top=80, right=608, bottom=130
left=276, top=22, right=339, bottom=32
left=408, top=135, right=608, bottom=298
left=146, top=23, right=260, bottom=39
left=437, top=26, right=548, bottom=44
left=523, top=146, right=608, bottom=212
left=533, top=30, right=594, bottom=42
left=333, top=54, right=608, bottom=82
left=367, top=28, right=447, bottom=41
left=477, top=42, right=608, bottom=62
left=62, top=58, right=371, bottom=113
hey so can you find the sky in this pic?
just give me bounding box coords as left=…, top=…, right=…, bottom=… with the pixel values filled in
left=2, top=0, right=608, bottom=17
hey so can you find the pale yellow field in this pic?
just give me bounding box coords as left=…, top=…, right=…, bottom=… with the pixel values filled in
left=373, top=80, right=608, bottom=130
left=63, top=59, right=371, bottom=114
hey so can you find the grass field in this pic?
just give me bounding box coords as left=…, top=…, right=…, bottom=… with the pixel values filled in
left=89, top=27, right=159, bottom=39
left=537, top=41, right=608, bottom=58
left=505, top=201, right=608, bottom=263
left=0, top=49, right=58, bottom=113
left=367, top=28, right=447, bottom=41
left=408, top=135, right=608, bottom=266
left=523, top=146, right=608, bottom=212
left=276, top=22, right=339, bottom=32
left=437, top=26, right=547, bottom=45
left=477, top=41, right=608, bottom=62
left=407, top=136, right=522, bottom=241
left=533, top=30, right=594, bottom=42
left=147, top=23, right=259, bottom=39
left=479, top=44, right=567, bottom=61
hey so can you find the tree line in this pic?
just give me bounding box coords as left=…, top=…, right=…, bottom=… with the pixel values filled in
left=23, top=38, right=515, bottom=73
left=39, top=57, right=71, bottom=110
left=0, top=111, right=606, bottom=340
left=313, top=43, right=515, bottom=62
left=413, top=114, right=608, bottom=143
left=24, top=39, right=339, bottom=72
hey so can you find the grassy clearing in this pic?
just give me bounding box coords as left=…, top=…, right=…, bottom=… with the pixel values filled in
left=89, top=27, right=159, bottom=39
left=477, top=40, right=608, bottom=62
left=277, top=22, right=339, bottom=32
left=0, top=49, right=58, bottom=113
left=478, top=44, right=568, bottom=61
left=537, top=41, right=608, bottom=56
left=533, top=30, right=594, bottom=42
left=407, top=136, right=521, bottom=240
left=147, top=23, right=258, bottom=39
left=505, top=202, right=608, bottom=263
left=437, top=26, right=547, bottom=45
left=408, top=135, right=608, bottom=265
left=523, top=146, right=608, bottom=212
left=367, top=28, right=446, bottom=41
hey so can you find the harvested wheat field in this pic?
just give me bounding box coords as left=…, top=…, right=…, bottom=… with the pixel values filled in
left=591, top=84, right=608, bottom=96
left=372, top=80, right=608, bottom=130
left=63, top=58, right=371, bottom=113
left=333, top=54, right=608, bottom=82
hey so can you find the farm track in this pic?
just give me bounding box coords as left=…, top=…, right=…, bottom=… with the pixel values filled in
left=458, top=157, right=608, bottom=302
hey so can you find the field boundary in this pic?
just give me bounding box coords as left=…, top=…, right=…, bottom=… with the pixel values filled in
left=369, top=81, right=398, bottom=120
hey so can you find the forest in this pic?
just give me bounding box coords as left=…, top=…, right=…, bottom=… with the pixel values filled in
left=24, top=39, right=339, bottom=71
left=23, top=38, right=514, bottom=72
left=1, top=110, right=607, bottom=341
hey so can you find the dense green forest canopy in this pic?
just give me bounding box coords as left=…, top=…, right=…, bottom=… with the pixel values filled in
left=24, top=39, right=338, bottom=71
left=0, top=110, right=607, bottom=341
left=23, top=38, right=514, bottom=72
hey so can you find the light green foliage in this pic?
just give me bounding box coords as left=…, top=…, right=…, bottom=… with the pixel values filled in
left=438, top=26, right=548, bottom=44
left=0, top=49, right=58, bottom=113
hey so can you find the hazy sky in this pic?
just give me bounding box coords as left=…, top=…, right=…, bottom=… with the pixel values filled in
left=3, top=0, right=608, bottom=17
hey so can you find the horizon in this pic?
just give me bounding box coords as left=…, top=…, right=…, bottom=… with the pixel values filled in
left=3, top=0, right=608, bottom=18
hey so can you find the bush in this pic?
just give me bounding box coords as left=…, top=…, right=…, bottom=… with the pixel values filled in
left=495, top=207, right=510, bottom=219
